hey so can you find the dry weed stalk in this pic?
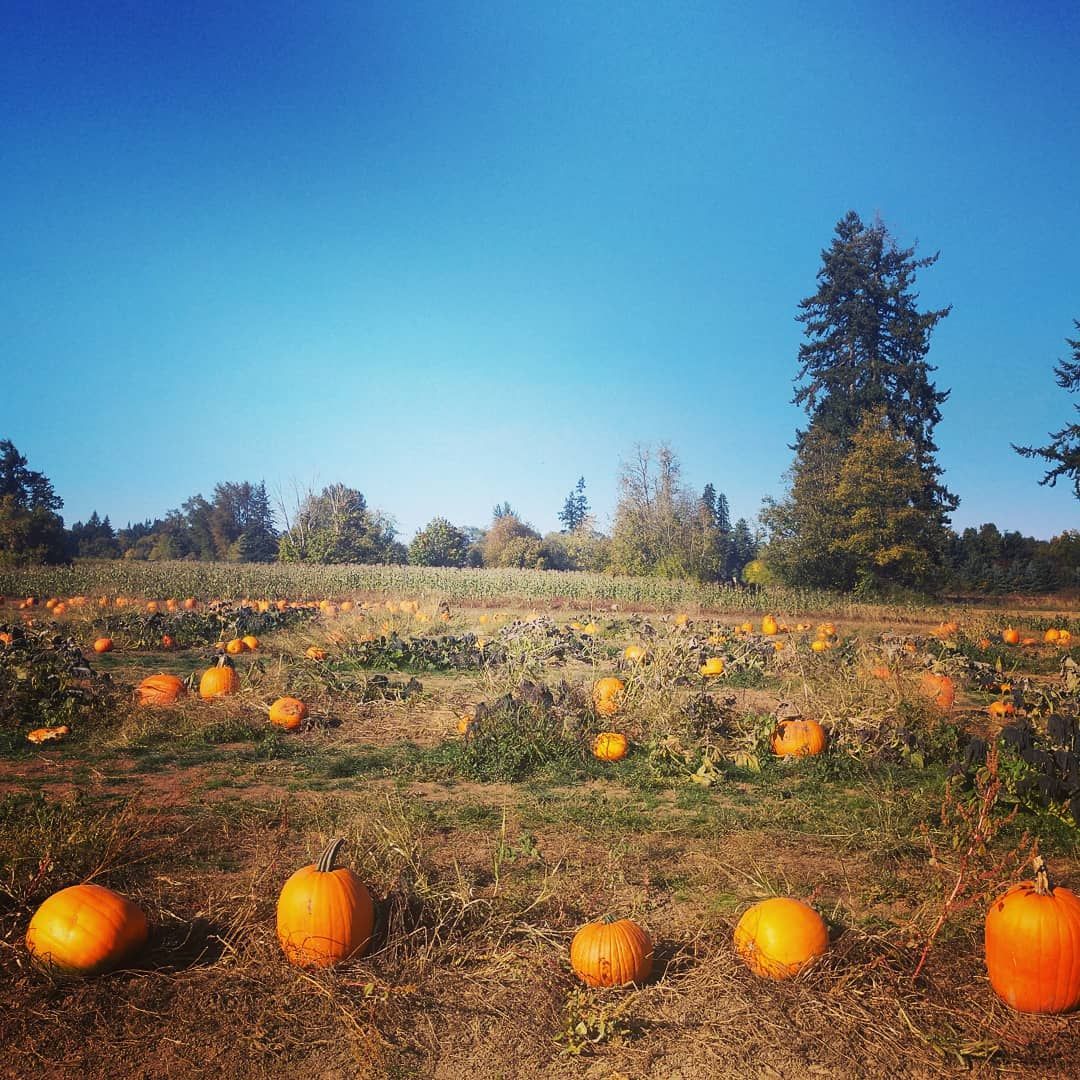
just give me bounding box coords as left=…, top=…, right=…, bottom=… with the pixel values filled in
left=912, top=741, right=1030, bottom=982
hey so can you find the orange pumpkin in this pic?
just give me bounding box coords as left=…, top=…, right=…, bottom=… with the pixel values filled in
left=623, top=644, right=647, bottom=664
left=225, top=637, right=248, bottom=655
left=182, top=598, right=197, bottom=610
left=734, top=897, right=828, bottom=979
left=985, top=857, right=1080, bottom=1014
left=699, top=657, right=725, bottom=677
left=988, top=700, right=1017, bottom=720
left=276, top=838, right=374, bottom=968
left=241, top=634, right=259, bottom=651
left=27, top=725, right=70, bottom=744
left=269, top=696, right=308, bottom=731
left=592, top=732, right=628, bottom=762
left=136, top=674, right=187, bottom=706
left=1002, top=627, right=1020, bottom=646
left=92, top=637, right=113, bottom=654
left=199, top=658, right=239, bottom=700
left=771, top=719, right=826, bottom=757
left=919, top=672, right=956, bottom=712
left=305, top=645, right=327, bottom=661
left=592, top=677, right=625, bottom=718
left=761, top=614, right=779, bottom=636
left=570, top=915, right=653, bottom=988
left=26, top=883, right=148, bottom=976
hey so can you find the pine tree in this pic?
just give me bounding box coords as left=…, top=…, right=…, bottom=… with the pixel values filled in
left=765, top=213, right=956, bottom=590
left=794, top=211, right=956, bottom=516
left=1014, top=320, right=1080, bottom=499
left=557, top=477, right=589, bottom=532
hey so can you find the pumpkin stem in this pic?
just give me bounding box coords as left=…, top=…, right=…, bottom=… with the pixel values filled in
left=1033, top=855, right=1054, bottom=896
left=600, top=913, right=619, bottom=925
left=317, top=837, right=346, bottom=873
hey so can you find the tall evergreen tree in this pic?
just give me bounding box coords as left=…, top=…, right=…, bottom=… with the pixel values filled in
left=0, top=439, right=67, bottom=565
left=1013, top=320, right=1080, bottom=499
left=557, top=477, right=590, bottom=532
left=765, top=213, right=956, bottom=590
left=794, top=211, right=956, bottom=516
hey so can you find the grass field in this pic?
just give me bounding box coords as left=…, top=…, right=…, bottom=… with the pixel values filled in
left=1, top=569, right=1078, bottom=1078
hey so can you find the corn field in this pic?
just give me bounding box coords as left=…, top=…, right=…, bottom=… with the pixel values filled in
left=0, top=559, right=902, bottom=617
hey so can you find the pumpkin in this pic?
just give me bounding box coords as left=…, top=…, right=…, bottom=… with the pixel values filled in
left=199, top=657, right=239, bottom=700
left=1058, top=630, right=1073, bottom=647
left=700, top=657, right=725, bottom=677
left=570, top=915, right=653, bottom=988
left=1002, top=627, right=1020, bottom=646
left=771, top=719, right=826, bottom=757
left=592, top=732, right=628, bottom=762
left=269, top=696, right=308, bottom=731
left=810, top=639, right=831, bottom=653
left=1044, top=628, right=1061, bottom=644
left=734, top=897, right=828, bottom=979
left=817, top=622, right=837, bottom=638
left=456, top=714, right=475, bottom=736
left=623, top=644, right=647, bottom=664
left=276, top=838, right=374, bottom=968
left=146, top=601, right=159, bottom=614
left=919, top=672, right=956, bottom=711
left=592, top=677, right=625, bottom=718
left=182, top=598, right=197, bottom=610
left=27, top=725, right=70, bottom=744
left=161, top=634, right=175, bottom=649
left=0, top=631, right=13, bottom=646
left=225, top=637, right=248, bottom=655
left=241, top=635, right=259, bottom=651
left=305, top=645, right=327, bottom=661
left=985, top=857, right=1080, bottom=1014
left=761, top=614, right=779, bottom=636
left=26, top=883, right=148, bottom=976
left=136, top=674, right=186, bottom=706
left=988, top=700, right=1016, bottom=720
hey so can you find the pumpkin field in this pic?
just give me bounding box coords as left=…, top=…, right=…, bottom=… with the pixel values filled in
left=2, top=566, right=1079, bottom=1079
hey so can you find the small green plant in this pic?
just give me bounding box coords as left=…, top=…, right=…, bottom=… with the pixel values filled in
left=555, top=988, right=635, bottom=1055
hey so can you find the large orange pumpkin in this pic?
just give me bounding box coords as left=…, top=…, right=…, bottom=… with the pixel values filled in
left=592, top=677, right=625, bottom=718
left=734, top=897, right=828, bottom=979
left=761, top=614, right=779, bottom=636
left=199, top=658, right=239, bottom=700
left=93, top=637, right=113, bottom=654
left=570, top=915, right=653, bottom=987
left=276, top=838, right=374, bottom=968
left=1002, top=627, right=1020, bottom=646
left=26, top=883, right=148, bottom=976
left=136, top=674, right=187, bottom=706
left=985, top=857, right=1080, bottom=1014
left=269, top=696, right=308, bottom=731
left=771, top=719, right=826, bottom=758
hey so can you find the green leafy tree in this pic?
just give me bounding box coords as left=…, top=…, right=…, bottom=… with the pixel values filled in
left=279, top=483, right=402, bottom=564
left=0, top=440, right=68, bottom=565
left=557, top=477, right=590, bottom=532
left=542, top=522, right=612, bottom=571
left=482, top=513, right=543, bottom=567
left=409, top=517, right=470, bottom=567
left=1014, top=321, right=1080, bottom=499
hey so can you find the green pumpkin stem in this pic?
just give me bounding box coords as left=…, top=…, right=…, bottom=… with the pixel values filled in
left=1033, top=855, right=1054, bottom=896
left=317, top=837, right=346, bottom=873
left=601, top=913, right=619, bottom=925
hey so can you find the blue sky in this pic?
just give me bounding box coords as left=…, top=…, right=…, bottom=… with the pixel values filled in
left=4, top=1, right=1078, bottom=541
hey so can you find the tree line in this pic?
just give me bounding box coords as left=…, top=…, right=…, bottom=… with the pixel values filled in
left=3, top=211, right=1077, bottom=594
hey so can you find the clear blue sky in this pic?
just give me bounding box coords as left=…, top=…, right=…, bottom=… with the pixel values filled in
left=4, top=1, right=1078, bottom=541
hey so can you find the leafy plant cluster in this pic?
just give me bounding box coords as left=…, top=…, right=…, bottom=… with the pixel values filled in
left=0, top=625, right=121, bottom=740
left=433, top=680, right=589, bottom=782
left=342, top=632, right=502, bottom=672
left=996, top=715, right=1080, bottom=826
left=88, top=603, right=317, bottom=649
